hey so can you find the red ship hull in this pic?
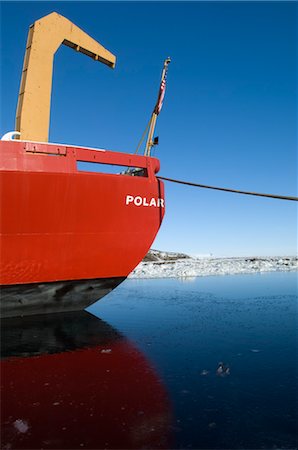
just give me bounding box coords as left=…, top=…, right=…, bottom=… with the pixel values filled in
left=0, top=140, right=165, bottom=316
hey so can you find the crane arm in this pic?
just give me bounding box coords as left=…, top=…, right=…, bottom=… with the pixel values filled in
left=15, top=12, right=116, bottom=142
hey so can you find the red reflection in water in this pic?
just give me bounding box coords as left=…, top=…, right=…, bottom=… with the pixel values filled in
left=1, top=312, right=172, bottom=449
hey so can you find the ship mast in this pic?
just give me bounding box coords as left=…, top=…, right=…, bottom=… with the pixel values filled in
left=144, top=57, right=171, bottom=157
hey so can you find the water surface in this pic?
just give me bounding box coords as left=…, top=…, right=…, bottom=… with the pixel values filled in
left=1, top=272, right=297, bottom=449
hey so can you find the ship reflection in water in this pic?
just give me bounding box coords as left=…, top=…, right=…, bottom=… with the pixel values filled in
left=1, top=311, right=173, bottom=449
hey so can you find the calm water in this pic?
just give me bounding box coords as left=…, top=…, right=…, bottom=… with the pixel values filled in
left=1, top=272, right=297, bottom=449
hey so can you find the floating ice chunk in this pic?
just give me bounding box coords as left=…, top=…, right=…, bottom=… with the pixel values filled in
left=13, top=419, right=29, bottom=433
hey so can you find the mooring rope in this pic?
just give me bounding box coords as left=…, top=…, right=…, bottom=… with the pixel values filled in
left=157, top=176, right=298, bottom=202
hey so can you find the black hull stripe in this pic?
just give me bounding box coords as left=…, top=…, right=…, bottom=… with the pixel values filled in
left=0, top=277, right=126, bottom=318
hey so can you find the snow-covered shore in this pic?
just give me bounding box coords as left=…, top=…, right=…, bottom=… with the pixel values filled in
left=129, top=252, right=298, bottom=279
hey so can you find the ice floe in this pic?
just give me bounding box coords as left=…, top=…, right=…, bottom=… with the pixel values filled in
left=129, top=251, right=298, bottom=279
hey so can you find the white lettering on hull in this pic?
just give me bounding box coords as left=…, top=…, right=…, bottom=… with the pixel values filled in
left=126, top=195, right=165, bottom=208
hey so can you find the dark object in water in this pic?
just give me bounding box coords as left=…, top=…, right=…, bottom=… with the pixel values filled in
left=216, top=362, right=230, bottom=376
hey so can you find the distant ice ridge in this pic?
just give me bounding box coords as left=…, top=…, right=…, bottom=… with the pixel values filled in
left=129, top=251, right=298, bottom=279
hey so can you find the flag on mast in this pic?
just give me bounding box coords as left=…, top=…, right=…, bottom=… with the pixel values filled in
left=154, top=58, right=170, bottom=115
left=143, top=57, right=171, bottom=157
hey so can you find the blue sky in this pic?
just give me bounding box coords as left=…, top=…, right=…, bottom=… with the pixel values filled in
left=1, top=1, right=297, bottom=256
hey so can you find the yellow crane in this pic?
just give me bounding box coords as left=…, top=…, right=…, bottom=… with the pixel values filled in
left=15, top=12, right=116, bottom=142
